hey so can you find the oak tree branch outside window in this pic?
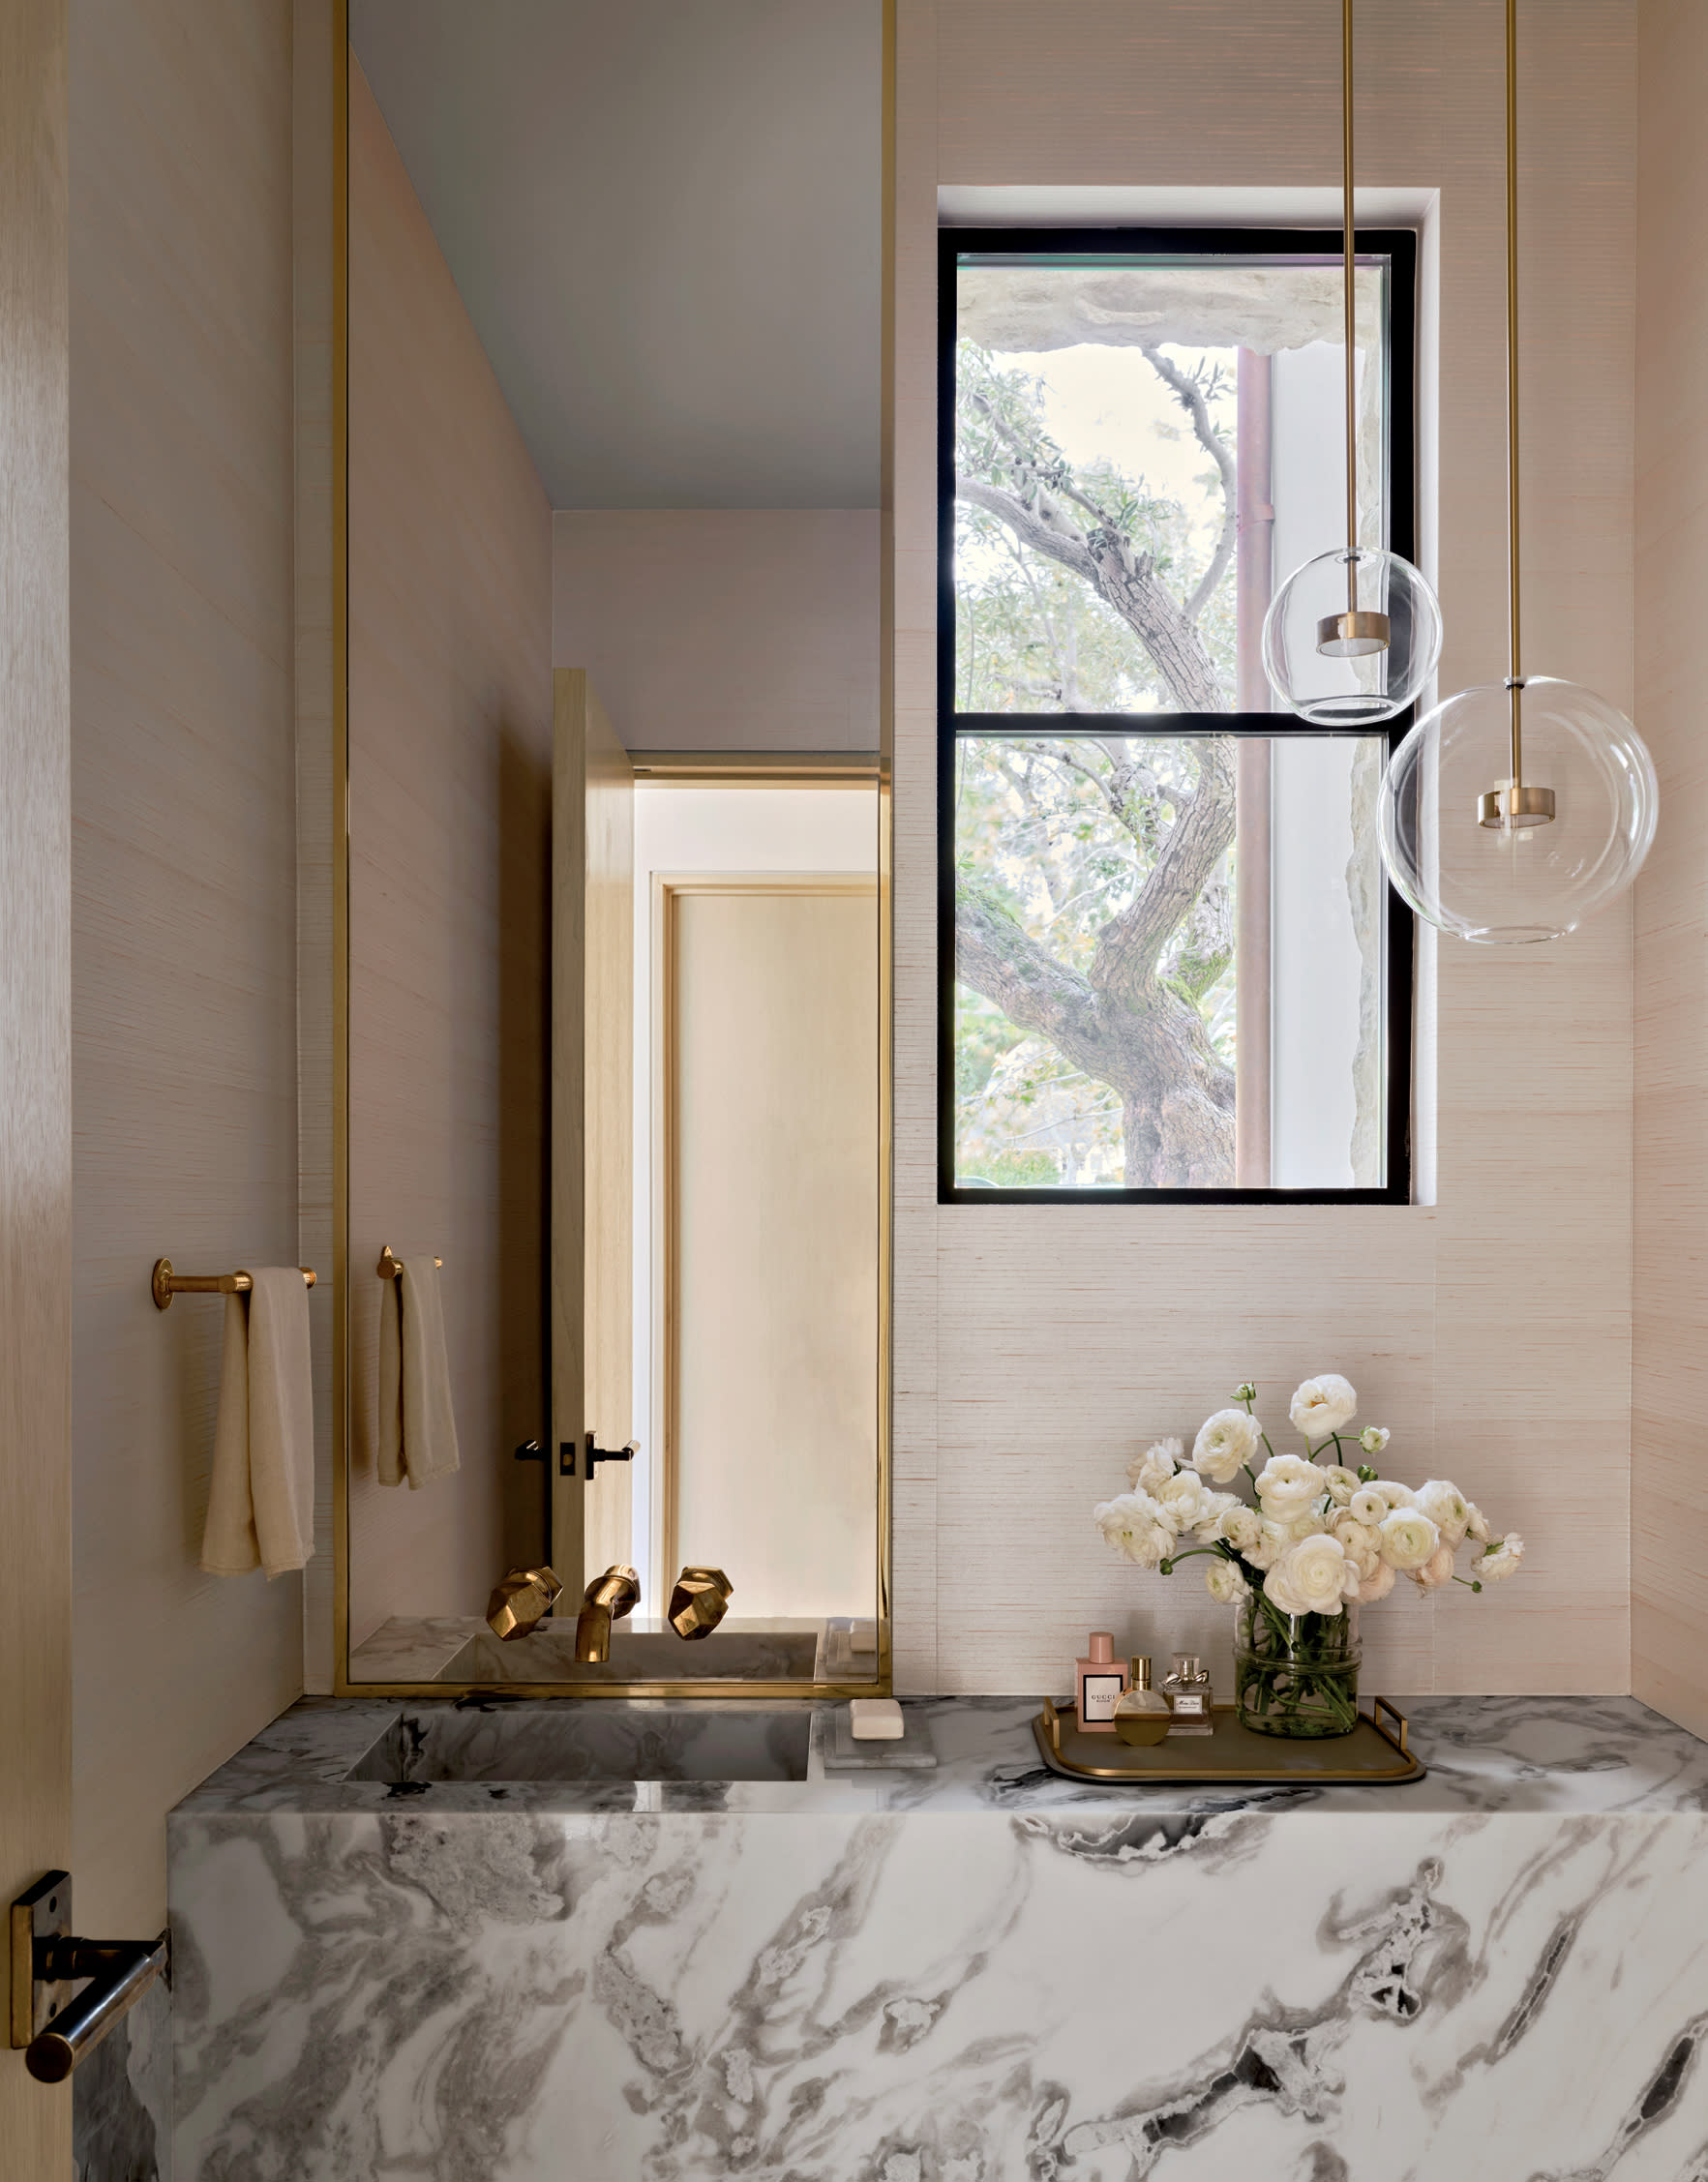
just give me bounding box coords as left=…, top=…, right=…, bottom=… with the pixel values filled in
left=940, top=231, right=1416, bottom=1204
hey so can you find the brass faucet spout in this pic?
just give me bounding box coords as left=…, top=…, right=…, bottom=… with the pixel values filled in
left=574, top=1565, right=641, bottom=1663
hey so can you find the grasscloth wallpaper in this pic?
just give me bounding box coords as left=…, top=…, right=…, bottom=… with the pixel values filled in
left=890, top=0, right=1638, bottom=1698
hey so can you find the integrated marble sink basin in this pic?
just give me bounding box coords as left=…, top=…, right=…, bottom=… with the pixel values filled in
left=345, top=1700, right=813, bottom=1784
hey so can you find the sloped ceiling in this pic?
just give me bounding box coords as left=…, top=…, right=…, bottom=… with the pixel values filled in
left=350, top=0, right=883, bottom=509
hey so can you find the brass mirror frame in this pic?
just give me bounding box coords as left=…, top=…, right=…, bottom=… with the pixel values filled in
left=326, top=0, right=895, bottom=1698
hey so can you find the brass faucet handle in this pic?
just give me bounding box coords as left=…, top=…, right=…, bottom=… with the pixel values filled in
left=486, top=1565, right=563, bottom=1641
left=668, top=1565, right=734, bottom=1641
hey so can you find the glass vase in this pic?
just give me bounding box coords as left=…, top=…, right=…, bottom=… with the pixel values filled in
left=1233, top=1598, right=1361, bottom=1738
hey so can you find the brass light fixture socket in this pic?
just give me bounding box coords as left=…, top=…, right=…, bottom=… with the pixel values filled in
left=668, top=1566, right=734, bottom=1640
left=485, top=1565, right=563, bottom=1641
left=1478, top=782, right=1557, bottom=829
left=1315, top=608, right=1392, bottom=658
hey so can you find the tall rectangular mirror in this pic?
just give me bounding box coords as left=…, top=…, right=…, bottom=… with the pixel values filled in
left=337, top=2, right=887, bottom=1692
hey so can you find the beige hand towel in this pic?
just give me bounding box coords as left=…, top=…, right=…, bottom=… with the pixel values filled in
left=377, top=1255, right=461, bottom=1487
left=200, top=1269, right=315, bottom=1577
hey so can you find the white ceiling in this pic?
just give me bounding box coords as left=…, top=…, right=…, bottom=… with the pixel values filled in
left=350, top=0, right=883, bottom=510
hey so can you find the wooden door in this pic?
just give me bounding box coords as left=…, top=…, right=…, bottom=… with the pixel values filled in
left=1, top=1, right=75, bottom=2166
left=660, top=876, right=879, bottom=1617
left=551, top=671, right=634, bottom=1591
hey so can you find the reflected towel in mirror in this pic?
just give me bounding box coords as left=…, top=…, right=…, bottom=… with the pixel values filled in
left=200, top=1268, right=315, bottom=1576
left=378, top=1255, right=461, bottom=1487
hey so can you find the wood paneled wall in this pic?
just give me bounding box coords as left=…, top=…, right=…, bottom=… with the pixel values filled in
left=893, top=0, right=1638, bottom=1696
left=0, top=1, right=73, bottom=2166
left=347, top=63, right=554, bottom=1644
left=69, top=0, right=302, bottom=1934
left=1633, top=0, right=1708, bottom=1737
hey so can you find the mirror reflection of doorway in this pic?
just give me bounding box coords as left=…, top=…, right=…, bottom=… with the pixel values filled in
left=633, top=777, right=880, bottom=1632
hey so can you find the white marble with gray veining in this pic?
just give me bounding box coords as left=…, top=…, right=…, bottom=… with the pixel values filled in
left=175, top=1690, right=1708, bottom=1817
left=168, top=1695, right=1708, bottom=2179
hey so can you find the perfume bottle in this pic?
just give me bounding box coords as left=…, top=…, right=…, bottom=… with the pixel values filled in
left=1074, top=1630, right=1129, bottom=1733
left=1113, top=1657, right=1174, bottom=1747
left=1163, top=1653, right=1214, bottom=1736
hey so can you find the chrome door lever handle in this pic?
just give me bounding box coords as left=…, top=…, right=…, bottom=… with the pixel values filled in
left=10, top=1873, right=169, bottom=2082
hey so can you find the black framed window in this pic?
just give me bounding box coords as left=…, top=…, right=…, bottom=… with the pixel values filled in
left=940, top=227, right=1416, bottom=1204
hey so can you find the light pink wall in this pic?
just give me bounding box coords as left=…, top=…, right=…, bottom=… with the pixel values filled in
left=348, top=62, right=554, bottom=1644
left=553, top=509, right=880, bottom=751
left=70, top=0, right=301, bottom=1930
left=893, top=0, right=1638, bottom=1699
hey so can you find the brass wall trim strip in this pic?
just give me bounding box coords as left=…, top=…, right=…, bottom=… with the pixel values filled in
left=628, top=749, right=881, bottom=783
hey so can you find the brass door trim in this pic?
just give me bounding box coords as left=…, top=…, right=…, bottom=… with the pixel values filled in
left=331, top=8, right=897, bottom=1700
left=630, top=750, right=880, bottom=786
left=331, top=0, right=353, bottom=1700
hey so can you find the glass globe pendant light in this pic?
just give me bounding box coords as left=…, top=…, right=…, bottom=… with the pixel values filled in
left=1262, top=0, right=1444, bottom=725
left=1378, top=0, right=1658, bottom=943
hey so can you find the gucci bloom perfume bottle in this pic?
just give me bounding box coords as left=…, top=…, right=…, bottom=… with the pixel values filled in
left=1074, top=1630, right=1129, bottom=1733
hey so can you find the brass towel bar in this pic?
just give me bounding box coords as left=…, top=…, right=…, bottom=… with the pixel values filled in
left=151, top=1259, right=316, bottom=1312
left=376, top=1244, right=442, bottom=1279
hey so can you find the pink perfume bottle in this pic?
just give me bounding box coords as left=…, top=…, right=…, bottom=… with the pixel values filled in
left=1075, top=1630, right=1129, bottom=1733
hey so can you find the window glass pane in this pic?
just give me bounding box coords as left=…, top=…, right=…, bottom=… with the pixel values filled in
left=952, top=732, right=1386, bottom=1191
left=953, top=257, right=1387, bottom=717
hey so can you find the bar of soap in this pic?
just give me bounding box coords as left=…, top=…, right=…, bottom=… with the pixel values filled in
left=849, top=1698, right=905, bottom=1741
left=850, top=1621, right=878, bottom=1656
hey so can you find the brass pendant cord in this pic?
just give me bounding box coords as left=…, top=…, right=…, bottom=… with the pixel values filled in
left=1504, top=0, right=1524, bottom=790
left=1341, top=0, right=1358, bottom=612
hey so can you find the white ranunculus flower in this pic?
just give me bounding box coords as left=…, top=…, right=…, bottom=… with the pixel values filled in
left=1288, top=1507, right=1331, bottom=1540
left=1378, top=1507, right=1441, bottom=1572
left=1190, top=1409, right=1262, bottom=1484
left=1463, top=1501, right=1491, bottom=1544
left=1094, top=1491, right=1175, bottom=1570
left=1476, top=1533, right=1526, bottom=1583
left=1190, top=1490, right=1243, bottom=1542
left=1359, top=1425, right=1391, bottom=1455
left=1244, top=1515, right=1293, bottom=1570
left=1264, top=1532, right=1349, bottom=1617
left=1368, top=1479, right=1416, bottom=1511
left=1358, top=1559, right=1398, bottom=1603
left=1409, top=1543, right=1458, bottom=1591
left=1348, top=1486, right=1389, bottom=1528
left=1205, top=1557, right=1249, bottom=1604
left=1154, top=1469, right=1214, bottom=1536
left=1255, top=1451, right=1327, bottom=1520
left=1214, top=1503, right=1264, bottom=1554
left=1331, top=1513, right=1383, bottom=1582
left=1322, top=1464, right=1361, bottom=1507
left=1126, top=1438, right=1183, bottom=1494
left=1412, top=1480, right=1472, bottom=1549
left=1289, top=1374, right=1358, bottom=1439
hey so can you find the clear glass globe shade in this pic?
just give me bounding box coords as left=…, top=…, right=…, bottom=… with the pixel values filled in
left=1263, top=547, right=1444, bottom=725
left=1378, top=677, right=1659, bottom=944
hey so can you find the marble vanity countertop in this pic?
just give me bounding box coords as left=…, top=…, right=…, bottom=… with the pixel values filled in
left=172, top=1690, right=1708, bottom=1820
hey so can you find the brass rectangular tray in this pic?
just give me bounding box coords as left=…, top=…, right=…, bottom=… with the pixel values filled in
left=1034, top=1694, right=1425, bottom=1786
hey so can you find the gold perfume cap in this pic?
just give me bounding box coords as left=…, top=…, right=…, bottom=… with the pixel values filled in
left=1129, top=1655, right=1154, bottom=1690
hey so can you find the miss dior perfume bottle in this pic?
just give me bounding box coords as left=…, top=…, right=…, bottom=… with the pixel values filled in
left=1113, top=1657, right=1175, bottom=1747
left=1162, top=1653, right=1214, bottom=1736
